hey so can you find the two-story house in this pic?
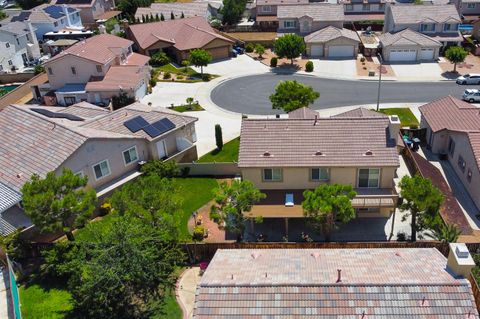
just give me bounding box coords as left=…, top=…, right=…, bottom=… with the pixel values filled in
left=340, top=0, right=395, bottom=23
left=255, top=0, right=309, bottom=29
left=8, top=4, right=83, bottom=41
left=381, top=4, right=462, bottom=62
left=52, top=0, right=115, bottom=26
left=135, top=2, right=221, bottom=22
left=419, top=96, right=480, bottom=211
left=277, top=4, right=345, bottom=34
left=237, top=107, right=400, bottom=230
left=451, top=0, right=480, bottom=22
left=0, top=101, right=198, bottom=236
left=37, top=34, right=150, bottom=106
left=0, top=21, right=40, bottom=72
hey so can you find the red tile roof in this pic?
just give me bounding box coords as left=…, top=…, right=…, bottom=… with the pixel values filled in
left=125, top=52, right=150, bottom=66
left=85, top=65, right=146, bottom=92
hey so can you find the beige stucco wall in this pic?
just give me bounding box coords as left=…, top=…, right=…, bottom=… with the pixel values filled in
left=306, top=37, right=359, bottom=57
left=381, top=45, right=440, bottom=62
left=257, top=4, right=278, bottom=16
left=241, top=166, right=396, bottom=190
left=146, top=122, right=197, bottom=160
left=278, top=19, right=343, bottom=33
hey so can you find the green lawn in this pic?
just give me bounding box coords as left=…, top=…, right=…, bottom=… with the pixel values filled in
left=378, top=108, right=419, bottom=128
left=197, top=137, right=240, bottom=163
left=20, top=276, right=73, bottom=319
left=156, top=64, right=218, bottom=82
left=172, top=103, right=204, bottom=113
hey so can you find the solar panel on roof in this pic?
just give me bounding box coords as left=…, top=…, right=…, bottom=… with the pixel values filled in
left=151, top=118, right=175, bottom=135
left=31, top=108, right=84, bottom=121
left=123, top=116, right=149, bottom=133
left=143, top=125, right=162, bottom=138
left=44, top=6, right=66, bottom=19
left=11, top=11, right=31, bottom=22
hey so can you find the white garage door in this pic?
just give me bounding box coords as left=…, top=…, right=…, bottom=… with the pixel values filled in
left=310, top=45, right=323, bottom=57
left=328, top=45, right=354, bottom=58
left=419, top=48, right=434, bottom=60
left=389, top=49, right=417, bottom=62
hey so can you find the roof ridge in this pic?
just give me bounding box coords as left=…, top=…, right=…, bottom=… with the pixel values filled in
left=200, top=282, right=470, bottom=287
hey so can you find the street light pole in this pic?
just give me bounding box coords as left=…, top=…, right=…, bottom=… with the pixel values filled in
left=376, top=53, right=383, bottom=111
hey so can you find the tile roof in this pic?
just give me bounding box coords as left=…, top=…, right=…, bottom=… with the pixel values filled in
left=0, top=21, right=33, bottom=36
left=11, top=4, right=78, bottom=24
left=85, top=65, right=146, bottom=92
left=52, top=0, right=95, bottom=8
left=468, top=132, right=480, bottom=172
left=60, top=102, right=110, bottom=118
left=257, top=0, right=309, bottom=5
left=46, top=34, right=133, bottom=65
left=389, top=4, right=461, bottom=24
left=277, top=4, right=344, bottom=21
left=128, top=16, right=233, bottom=51
left=305, top=26, right=359, bottom=43
left=238, top=117, right=399, bottom=168
left=194, top=249, right=479, bottom=318
left=380, top=28, right=442, bottom=47
left=135, top=2, right=210, bottom=20
left=125, top=52, right=151, bottom=66
left=0, top=182, right=21, bottom=214
left=287, top=107, right=319, bottom=119
left=332, top=107, right=388, bottom=118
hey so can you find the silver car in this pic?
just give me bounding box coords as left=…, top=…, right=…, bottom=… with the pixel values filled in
left=456, top=74, right=480, bottom=85
left=462, top=89, right=480, bottom=102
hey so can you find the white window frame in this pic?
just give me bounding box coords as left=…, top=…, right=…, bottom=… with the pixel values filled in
left=357, top=168, right=380, bottom=188
left=122, top=146, right=139, bottom=166
left=75, top=170, right=84, bottom=178
left=468, top=3, right=475, bottom=8
left=310, top=168, right=330, bottom=181
left=261, top=5, right=272, bottom=12
left=421, top=23, right=435, bottom=32
left=283, top=20, right=297, bottom=29
left=92, top=159, right=111, bottom=181
left=263, top=168, right=283, bottom=182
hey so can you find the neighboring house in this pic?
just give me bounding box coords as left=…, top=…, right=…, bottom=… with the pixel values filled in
left=0, top=21, right=40, bottom=72
left=255, top=0, right=309, bottom=29
left=277, top=4, right=345, bottom=34
left=379, top=28, right=442, bottom=62
left=52, top=0, right=115, bottom=26
left=135, top=2, right=221, bottom=22
left=237, top=107, right=400, bottom=227
left=383, top=4, right=463, bottom=54
left=451, top=0, right=480, bottom=21
left=194, top=246, right=478, bottom=318
left=419, top=95, right=480, bottom=210
left=126, top=17, right=234, bottom=62
left=305, top=26, right=360, bottom=58
left=0, top=101, right=198, bottom=235
left=7, top=4, right=83, bottom=40
left=340, top=0, right=393, bottom=14
left=38, top=34, right=150, bottom=106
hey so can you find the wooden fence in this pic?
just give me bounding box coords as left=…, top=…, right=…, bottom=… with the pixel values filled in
left=470, top=274, right=480, bottom=313
left=0, top=72, right=48, bottom=110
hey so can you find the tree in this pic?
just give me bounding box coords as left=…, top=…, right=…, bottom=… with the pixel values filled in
left=117, top=0, right=152, bottom=16
left=302, top=184, right=357, bottom=242
left=181, top=59, right=190, bottom=71
left=221, top=0, right=247, bottom=25
left=150, top=51, right=170, bottom=66
left=255, top=44, right=265, bottom=59
left=112, top=91, right=135, bottom=110
left=171, top=11, right=175, bottom=20
left=34, top=64, right=45, bottom=75
left=0, top=10, right=7, bottom=20
left=155, top=13, right=160, bottom=21
left=215, top=124, right=223, bottom=150
left=269, top=80, right=320, bottom=112
left=21, top=169, right=96, bottom=241
left=426, top=223, right=461, bottom=243
left=160, top=13, right=165, bottom=21
left=189, top=49, right=212, bottom=76
left=140, top=159, right=180, bottom=178
left=399, top=175, right=444, bottom=242
left=273, top=34, right=305, bottom=64
left=181, top=11, right=185, bottom=18
left=210, top=180, right=266, bottom=242
left=142, top=14, right=146, bottom=23
left=445, top=46, right=468, bottom=72
left=186, top=97, right=194, bottom=106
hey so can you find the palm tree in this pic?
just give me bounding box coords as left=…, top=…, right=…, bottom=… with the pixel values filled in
left=426, top=223, right=461, bottom=243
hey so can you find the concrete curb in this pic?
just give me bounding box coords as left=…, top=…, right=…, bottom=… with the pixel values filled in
left=176, top=267, right=192, bottom=319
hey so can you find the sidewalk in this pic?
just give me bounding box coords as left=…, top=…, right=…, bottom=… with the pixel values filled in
left=0, top=267, right=13, bottom=319
left=177, top=267, right=200, bottom=319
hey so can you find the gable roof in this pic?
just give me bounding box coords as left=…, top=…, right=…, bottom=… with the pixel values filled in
left=238, top=116, right=399, bottom=168
left=277, top=4, right=344, bottom=21
left=85, top=65, right=146, bottom=92
left=135, top=2, right=211, bottom=20
left=380, top=28, right=442, bottom=47
left=257, top=0, right=309, bottom=5
left=288, top=107, right=319, bottom=119
left=389, top=4, right=461, bottom=24
left=332, top=107, right=388, bottom=118
left=0, top=182, right=21, bottom=214
left=194, top=248, right=479, bottom=318
left=0, top=21, right=34, bottom=36
left=304, top=26, right=359, bottom=43
left=46, top=34, right=133, bottom=65
left=128, top=16, right=233, bottom=51
left=10, top=4, right=77, bottom=24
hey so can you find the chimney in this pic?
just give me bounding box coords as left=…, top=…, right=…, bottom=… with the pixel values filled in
left=314, top=114, right=318, bottom=126
left=63, top=5, right=72, bottom=27
left=388, top=115, right=400, bottom=144
left=447, top=243, right=476, bottom=278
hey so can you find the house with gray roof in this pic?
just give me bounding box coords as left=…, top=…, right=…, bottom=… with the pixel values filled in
left=0, top=102, right=198, bottom=236
left=277, top=4, right=345, bottom=34
left=134, top=2, right=221, bottom=22
left=194, top=246, right=479, bottom=318
left=304, top=26, right=360, bottom=58
left=0, top=20, right=40, bottom=73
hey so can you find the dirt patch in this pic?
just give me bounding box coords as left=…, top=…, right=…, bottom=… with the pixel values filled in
left=247, top=48, right=308, bottom=70
left=439, top=53, right=480, bottom=76
left=356, top=56, right=395, bottom=77
left=225, top=32, right=277, bottom=42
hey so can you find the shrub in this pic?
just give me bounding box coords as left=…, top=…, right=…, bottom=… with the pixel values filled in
left=305, top=61, right=314, bottom=72
left=163, top=71, right=171, bottom=79
left=201, top=73, right=211, bottom=81
left=150, top=52, right=170, bottom=67
left=360, top=57, right=366, bottom=62
left=149, top=78, right=157, bottom=87
left=99, top=202, right=111, bottom=216
left=140, top=160, right=180, bottom=177
left=215, top=124, right=223, bottom=150
left=245, top=43, right=255, bottom=53
left=270, top=57, right=278, bottom=67
left=34, top=64, right=45, bottom=75
left=193, top=225, right=205, bottom=241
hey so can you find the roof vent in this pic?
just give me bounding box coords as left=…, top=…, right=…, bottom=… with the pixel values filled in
left=262, top=151, right=271, bottom=157
left=419, top=297, right=429, bottom=307
left=395, top=252, right=401, bottom=257
left=314, top=151, right=325, bottom=156
left=230, top=274, right=234, bottom=280
left=364, top=150, right=373, bottom=156
left=16, top=173, right=23, bottom=179
left=360, top=311, right=367, bottom=319
left=336, top=269, right=342, bottom=283
left=251, top=252, right=261, bottom=259
left=311, top=252, right=320, bottom=260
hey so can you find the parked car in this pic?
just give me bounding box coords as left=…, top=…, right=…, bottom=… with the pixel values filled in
left=456, top=74, right=480, bottom=85
left=462, top=89, right=480, bottom=102
left=234, top=46, right=245, bottom=54
left=231, top=49, right=237, bottom=58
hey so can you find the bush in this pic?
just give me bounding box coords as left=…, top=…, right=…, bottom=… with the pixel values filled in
left=360, top=57, right=366, bottom=62
left=150, top=52, right=170, bottom=67
left=99, top=202, right=111, bottom=216
left=245, top=43, right=255, bottom=53
left=193, top=225, right=205, bottom=241
left=201, top=73, right=211, bottom=81
left=270, top=57, right=278, bottom=67
left=149, top=77, right=157, bottom=87
left=140, top=160, right=180, bottom=177
left=215, top=124, right=223, bottom=150
left=34, top=64, right=45, bottom=75
left=305, top=61, right=314, bottom=72
left=163, top=71, right=171, bottom=79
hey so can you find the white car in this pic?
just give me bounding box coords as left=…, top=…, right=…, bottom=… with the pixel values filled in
left=462, top=89, right=480, bottom=102
left=456, top=74, right=480, bottom=85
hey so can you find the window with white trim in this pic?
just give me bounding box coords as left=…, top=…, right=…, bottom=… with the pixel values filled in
left=283, top=20, right=297, bottom=29
left=75, top=170, right=84, bottom=177
left=468, top=3, right=475, bottom=8
left=420, top=23, right=435, bottom=32
left=358, top=168, right=380, bottom=188
left=263, top=168, right=282, bottom=182
left=93, top=160, right=111, bottom=180
left=261, top=5, right=272, bottom=12
left=96, top=65, right=102, bottom=73
left=311, top=168, right=330, bottom=181
left=48, top=67, right=53, bottom=75
left=71, top=66, right=76, bottom=75
left=123, top=146, right=138, bottom=165
left=362, top=4, right=370, bottom=11
left=346, top=4, right=353, bottom=11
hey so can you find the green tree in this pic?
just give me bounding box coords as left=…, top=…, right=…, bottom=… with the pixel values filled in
left=150, top=51, right=170, bottom=66
left=445, top=46, right=468, bottom=72
left=21, top=169, right=96, bottom=241
left=302, top=184, right=357, bottom=242
left=399, top=175, right=444, bottom=242
left=210, top=180, right=265, bottom=242
left=215, top=124, right=223, bottom=150
left=34, top=64, right=45, bottom=75
left=426, top=223, right=461, bottom=243
left=160, top=13, right=165, bottom=21
left=117, top=0, right=152, bottom=16
left=221, top=0, right=247, bottom=25
left=140, top=160, right=180, bottom=178
left=269, top=80, right=320, bottom=112
left=0, top=10, right=7, bottom=20
left=171, top=11, right=175, bottom=20
left=189, top=49, right=212, bottom=76
left=155, top=13, right=160, bottom=21
left=255, top=44, right=265, bottom=59
left=181, top=59, right=190, bottom=71
left=273, top=34, right=305, bottom=64
left=112, top=90, right=135, bottom=110
left=181, top=11, right=185, bottom=18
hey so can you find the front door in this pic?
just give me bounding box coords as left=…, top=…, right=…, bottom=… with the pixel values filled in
left=156, top=139, right=168, bottom=159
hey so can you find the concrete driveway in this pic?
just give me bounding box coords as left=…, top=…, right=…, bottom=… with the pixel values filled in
left=391, top=63, right=444, bottom=81
left=191, top=54, right=269, bottom=76
left=311, top=59, right=356, bottom=79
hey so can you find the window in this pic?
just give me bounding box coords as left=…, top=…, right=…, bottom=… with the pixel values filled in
left=379, top=3, right=385, bottom=10
left=75, top=171, right=84, bottom=177
left=346, top=4, right=353, bottom=11
left=96, top=65, right=102, bottom=73
left=467, top=169, right=472, bottom=182
left=443, top=23, right=456, bottom=31
left=64, top=96, right=76, bottom=106
left=448, top=137, right=455, bottom=156
left=283, top=20, right=297, bottom=29
left=47, top=67, right=53, bottom=75
left=311, top=168, right=330, bottom=181
left=263, top=168, right=282, bottom=182
left=71, top=67, right=76, bottom=75
left=123, top=146, right=138, bottom=165
left=468, top=3, right=475, bottom=8
left=16, top=38, right=19, bottom=45
left=93, top=160, right=111, bottom=180
left=5, top=43, right=9, bottom=48
left=420, top=23, right=435, bottom=32
left=362, top=4, right=370, bottom=11
left=358, top=168, right=380, bottom=188
left=8, top=60, right=12, bottom=66
left=61, top=18, right=65, bottom=24
left=458, top=155, right=466, bottom=172
left=261, top=5, right=272, bottom=12
left=54, top=21, right=58, bottom=27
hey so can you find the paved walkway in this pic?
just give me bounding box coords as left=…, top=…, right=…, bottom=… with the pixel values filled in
left=0, top=267, right=13, bottom=319
left=177, top=267, right=200, bottom=319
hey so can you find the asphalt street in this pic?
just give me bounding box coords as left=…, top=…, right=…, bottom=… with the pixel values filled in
left=210, top=74, right=468, bottom=115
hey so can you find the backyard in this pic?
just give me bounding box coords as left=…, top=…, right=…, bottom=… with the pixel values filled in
left=197, top=137, right=240, bottom=163
left=378, top=107, right=419, bottom=128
